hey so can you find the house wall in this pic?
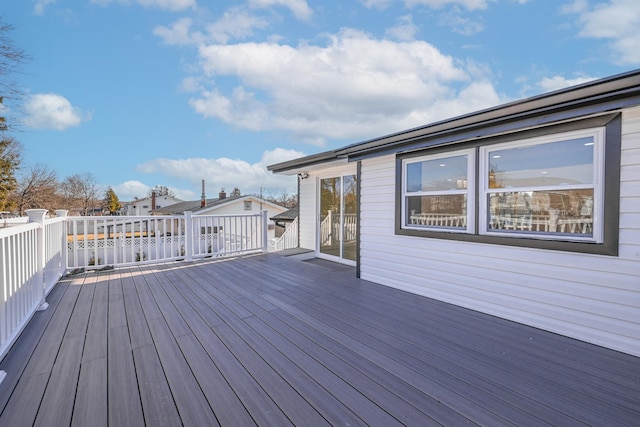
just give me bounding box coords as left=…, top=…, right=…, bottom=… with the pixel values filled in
left=125, top=195, right=182, bottom=216
left=196, top=198, right=286, bottom=241
left=356, top=106, right=640, bottom=357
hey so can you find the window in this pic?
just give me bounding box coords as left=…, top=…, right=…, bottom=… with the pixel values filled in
left=480, top=129, right=603, bottom=242
left=402, top=149, right=474, bottom=233
left=396, top=114, right=620, bottom=255
left=244, top=201, right=252, bottom=211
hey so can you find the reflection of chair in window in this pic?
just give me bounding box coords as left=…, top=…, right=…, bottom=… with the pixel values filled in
left=548, top=192, right=570, bottom=215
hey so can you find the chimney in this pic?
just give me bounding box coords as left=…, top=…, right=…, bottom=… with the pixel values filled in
left=201, top=179, right=206, bottom=208
left=219, top=188, right=226, bottom=200
left=151, top=191, right=156, bottom=210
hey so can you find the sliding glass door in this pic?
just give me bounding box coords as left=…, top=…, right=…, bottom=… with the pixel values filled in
left=319, top=174, right=357, bottom=263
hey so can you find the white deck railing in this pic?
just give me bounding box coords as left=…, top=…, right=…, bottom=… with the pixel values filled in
left=66, top=211, right=268, bottom=268
left=269, top=217, right=298, bottom=252
left=0, top=209, right=268, bottom=370
left=0, top=210, right=67, bottom=364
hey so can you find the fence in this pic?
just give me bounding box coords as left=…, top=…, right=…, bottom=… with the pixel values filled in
left=0, top=210, right=268, bottom=370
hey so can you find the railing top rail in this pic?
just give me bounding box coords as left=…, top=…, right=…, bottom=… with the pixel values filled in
left=66, top=215, right=180, bottom=220
left=191, top=212, right=264, bottom=219
left=66, top=212, right=266, bottom=219
left=0, top=221, right=39, bottom=239
left=44, top=216, right=68, bottom=226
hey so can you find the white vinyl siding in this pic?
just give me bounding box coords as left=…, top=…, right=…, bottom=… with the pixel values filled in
left=358, top=106, right=640, bottom=357
left=299, top=177, right=316, bottom=251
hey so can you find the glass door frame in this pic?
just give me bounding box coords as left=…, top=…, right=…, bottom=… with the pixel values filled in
left=316, top=173, right=357, bottom=266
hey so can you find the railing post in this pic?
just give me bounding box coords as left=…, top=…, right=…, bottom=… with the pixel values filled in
left=262, top=210, right=268, bottom=253
left=184, top=211, right=194, bottom=262
left=55, top=210, right=69, bottom=271
left=26, top=209, right=49, bottom=311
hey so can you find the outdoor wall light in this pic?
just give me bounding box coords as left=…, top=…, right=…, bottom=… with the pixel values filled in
left=298, top=172, right=309, bottom=179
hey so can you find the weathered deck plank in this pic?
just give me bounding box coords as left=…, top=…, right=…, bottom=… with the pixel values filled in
left=0, top=252, right=638, bottom=426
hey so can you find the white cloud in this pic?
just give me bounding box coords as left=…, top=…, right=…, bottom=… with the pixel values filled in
left=206, top=8, right=270, bottom=44
left=248, top=0, right=313, bottom=20
left=34, top=0, right=56, bottom=15
left=154, top=18, right=200, bottom=46
left=112, top=180, right=196, bottom=201
left=405, top=0, right=492, bottom=10
left=439, top=11, right=484, bottom=35
left=386, top=15, right=419, bottom=41
left=536, top=75, right=597, bottom=92
left=23, top=93, right=90, bottom=131
left=90, top=0, right=196, bottom=11
left=187, top=29, right=502, bottom=145
left=360, top=0, right=394, bottom=9
left=566, top=0, right=640, bottom=65
left=154, top=9, right=270, bottom=46
left=112, top=180, right=151, bottom=201
left=135, top=148, right=303, bottom=195
left=361, top=0, right=492, bottom=10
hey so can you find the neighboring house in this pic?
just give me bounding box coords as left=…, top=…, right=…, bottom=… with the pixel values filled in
left=151, top=189, right=288, bottom=241
left=122, top=193, right=183, bottom=216
left=271, top=206, right=299, bottom=238
left=268, top=69, right=640, bottom=357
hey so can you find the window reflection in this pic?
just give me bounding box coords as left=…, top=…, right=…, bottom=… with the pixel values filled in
left=488, top=190, right=594, bottom=235
left=488, top=137, right=594, bottom=189
left=407, top=195, right=467, bottom=228
left=406, top=155, right=468, bottom=192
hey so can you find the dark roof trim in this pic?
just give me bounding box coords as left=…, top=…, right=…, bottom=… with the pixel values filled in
left=268, top=69, right=640, bottom=172
left=350, top=95, right=639, bottom=161
left=266, top=151, right=342, bottom=173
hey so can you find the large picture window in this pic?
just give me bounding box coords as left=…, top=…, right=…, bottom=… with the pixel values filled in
left=396, top=114, right=620, bottom=255
left=480, top=128, right=604, bottom=242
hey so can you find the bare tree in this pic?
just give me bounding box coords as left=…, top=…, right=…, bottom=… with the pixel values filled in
left=0, top=21, right=27, bottom=211
left=0, top=21, right=27, bottom=102
left=0, top=133, right=22, bottom=211
left=263, top=189, right=298, bottom=208
left=11, top=163, right=59, bottom=215
left=61, top=172, right=99, bottom=215
left=147, top=185, right=175, bottom=198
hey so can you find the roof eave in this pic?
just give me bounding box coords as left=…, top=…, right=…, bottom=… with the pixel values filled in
left=267, top=153, right=348, bottom=174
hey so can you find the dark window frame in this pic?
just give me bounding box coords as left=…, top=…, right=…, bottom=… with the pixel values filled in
left=395, top=113, right=621, bottom=256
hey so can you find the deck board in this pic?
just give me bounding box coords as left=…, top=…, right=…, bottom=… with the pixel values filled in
left=72, top=356, right=107, bottom=427
left=107, top=324, right=145, bottom=427
left=1, top=252, right=639, bottom=426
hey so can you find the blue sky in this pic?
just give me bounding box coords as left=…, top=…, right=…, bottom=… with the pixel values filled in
left=3, top=0, right=639, bottom=202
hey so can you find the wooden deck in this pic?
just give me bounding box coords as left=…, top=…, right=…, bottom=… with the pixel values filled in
left=0, top=252, right=638, bottom=426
